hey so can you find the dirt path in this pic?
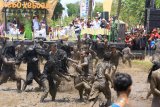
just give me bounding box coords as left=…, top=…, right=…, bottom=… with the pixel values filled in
left=0, top=60, right=152, bottom=107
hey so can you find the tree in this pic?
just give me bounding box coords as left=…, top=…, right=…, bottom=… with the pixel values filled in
left=111, top=0, right=160, bottom=26
left=93, top=2, right=103, bottom=17
left=156, top=0, right=160, bottom=8
left=67, top=2, right=80, bottom=16
left=88, top=0, right=93, bottom=18
left=116, top=0, right=122, bottom=19
left=53, top=1, right=64, bottom=20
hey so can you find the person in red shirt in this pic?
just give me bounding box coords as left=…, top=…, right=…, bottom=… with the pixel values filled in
left=149, top=28, right=160, bottom=41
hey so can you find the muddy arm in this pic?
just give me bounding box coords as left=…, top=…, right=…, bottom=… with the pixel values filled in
left=2, top=57, right=15, bottom=65
left=150, top=74, right=160, bottom=96
left=119, top=51, right=124, bottom=61
left=55, top=70, right=70, bottom=81
left=36, top=48, right=49, bottom=60
left=81, top=57, right=88, bottom=67
left=67, top=58, right=78, bottom=64
left=105, top=69, right=113, bottom=87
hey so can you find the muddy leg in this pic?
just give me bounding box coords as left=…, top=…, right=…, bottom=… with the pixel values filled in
left=128, top=59, right=132, bottom=68
left=40, top=79, right=49, bottom=102
left=111, top=66, right=117, bottom=79
left=79, top=89, right=84, bottom=101
left=146, top=90, right=152, bottom=99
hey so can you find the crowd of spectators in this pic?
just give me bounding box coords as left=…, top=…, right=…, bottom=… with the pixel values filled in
left=125, top=27, right=160, bottom=54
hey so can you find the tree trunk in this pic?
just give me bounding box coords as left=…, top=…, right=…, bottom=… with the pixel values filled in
left=88, top=0, right=93, bottom=18
left=116, top=0, right=122, bottom=19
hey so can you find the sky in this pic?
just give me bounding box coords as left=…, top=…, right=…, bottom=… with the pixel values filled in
left=61, top=0, right=103, bottom=4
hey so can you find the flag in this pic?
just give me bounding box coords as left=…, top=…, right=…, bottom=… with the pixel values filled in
left=46, top=0, right=58, bottom=19
left=103, top=0, right=113, bottom=16
left=92, top=0, right=96, bottom=11
left=80, top=0, right=89, bottom=18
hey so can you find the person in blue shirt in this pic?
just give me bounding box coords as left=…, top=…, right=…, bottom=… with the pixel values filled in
left=110, top=73, right=132, bottom=107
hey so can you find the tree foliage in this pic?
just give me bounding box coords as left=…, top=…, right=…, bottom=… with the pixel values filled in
left=111, top=0, right=160, bottom=26
left=67, top=2, right=80, bottom=16
left=53, top=1, right=64, bottom=20
left=66, top=2, right=103, bottom=18
left=93, top=2, right=103, bottom=17
left=47, top=16, right=75, bottom=27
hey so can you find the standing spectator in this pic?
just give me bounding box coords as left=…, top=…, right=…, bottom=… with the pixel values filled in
left=92, top=17, right=101, bottom=29
left=87, top=19, right=92, bottom=28
left=74, top=20, right=81, bottom=36
left=12, top=17, right=17, bottom=25
left=32, top=16, right=40, bottom=32
left=7, top=20, right=11, bottom=31
left=149, top=28, right=160, bottom=41
left=100, top=19, right=107, bottom=29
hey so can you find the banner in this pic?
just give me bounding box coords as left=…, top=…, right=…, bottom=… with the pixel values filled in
left=46, top=0, right=58, bottom=19
left=80, top=0, right=89, bottom=18
left=92, top=0, right=96, bottom=11
left=103, top=0, right=113, bottom=16
left=0, top=0, right=58, bottom=20
left=81, top=28, right=110, bottom=35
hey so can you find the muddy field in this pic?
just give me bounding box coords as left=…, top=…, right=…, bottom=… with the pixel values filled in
left=0, top=59, right=153, bottom=107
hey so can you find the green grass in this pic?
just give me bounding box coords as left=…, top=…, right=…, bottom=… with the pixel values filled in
left=132, top=60, right=152, bottom=72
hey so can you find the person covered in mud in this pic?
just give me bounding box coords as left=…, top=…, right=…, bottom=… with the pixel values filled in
left=0, top=42, right=24, bottom=92
left=35, top=39, right=49, bottom=51
left=0, top=43, right=3, bottom=72
left=15, top=40, right=27, bottom=68
left=81, top=44, right=99, bottom=67
left=35, top=40, right=49, bottom=64
left=40, top=44, right=71, bottom=102
left=149, top=64, right=160, bottom=107
left=71, top=45, right=81, bottom=60
left=111, top=72, right=132, bottom=107
left=73, top=51, right=94, bottom=101
left=0, top=38, right=7, bottom=73
left=89, top=53, right=113, bottom=107
left=146, top=51, right=160, bottom=99
left=122, top=44, right=133, bottom=68
left=110, top=45, right=124, bottom=78
left=49, top=43, right=69, bottom=75
left=146, top=60, right=160, bottom=99
left=17, top=45, right=48, bottom=91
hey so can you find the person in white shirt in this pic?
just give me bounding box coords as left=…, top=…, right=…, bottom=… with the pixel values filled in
left=59, top=26, right=66, bottom=39
left=32, top=16, right=40, bottom=31
left=35, top=23, right=46, bottom=39
left=67, top=24, right=75, bottom=37
left=7, top=20, right=11, bottom=32
left=10, top=24, right=20, bottom=35
left=92, top=17, right=101, bottom=29
left=74, top=20, right=81, bottom=36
